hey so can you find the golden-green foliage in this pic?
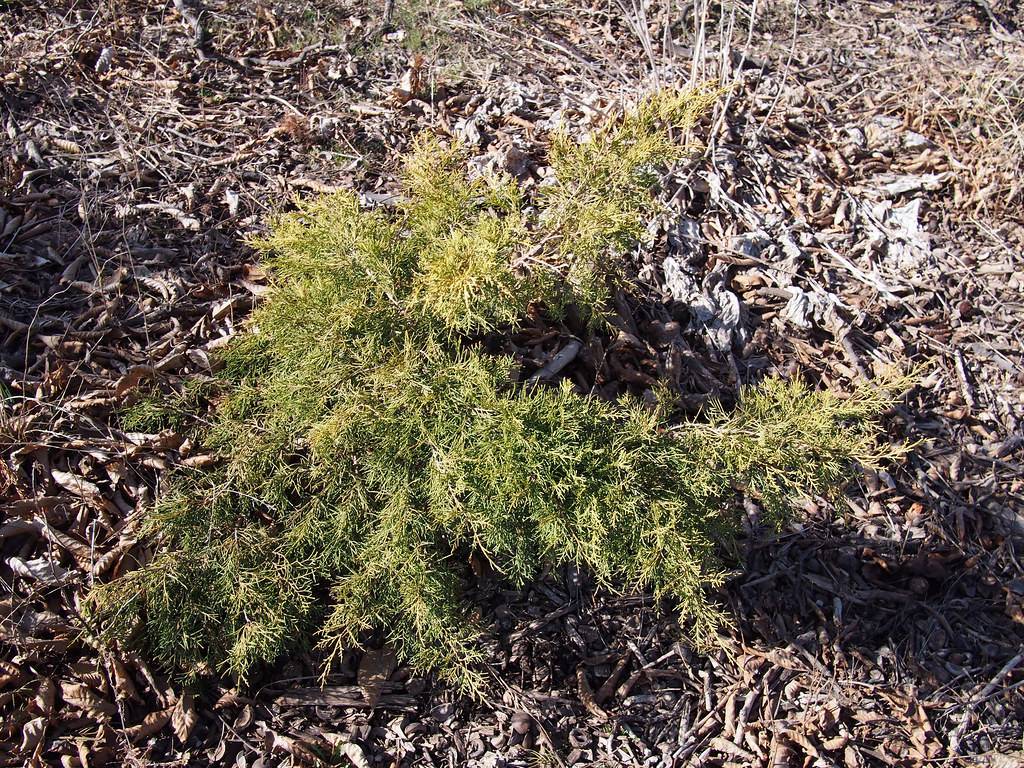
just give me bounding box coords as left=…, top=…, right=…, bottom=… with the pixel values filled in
left=541, top=87, right=722, bottom=318
left=90, top=88, right=902, bottom=691
left=405, top=136, right=530, bottom=331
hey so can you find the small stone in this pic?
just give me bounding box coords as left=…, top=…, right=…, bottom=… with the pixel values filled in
left=429, top=703, right=455, bottom=723
left=510, top=711, right=531, bottom=736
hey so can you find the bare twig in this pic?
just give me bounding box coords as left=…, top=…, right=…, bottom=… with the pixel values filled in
left=949, top=653, right=1023, bottom=754
left=527, top=339, right=582, bottom=384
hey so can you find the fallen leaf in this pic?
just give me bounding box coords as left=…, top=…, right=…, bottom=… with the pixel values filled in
left=576, top=664, right=608, bottom=721
left=50, top=468, right=101, bottom=498
left=60, top=682, right=117, bottom=719
left=114, top=365, right=157, bottom=397
left=123, top=708, right=172, bottom=743
left=107, top=656, right=139, bottom=702
left=34, top=677, right=56, bottom=714
left=20, top=716, right=46, bottom=754
left=171, top=691, right=198, bottom=743
left=357, top=645, right=397, bottom=709
left=335, top=740, right=370, bottom=768
left=266, top=730, right=321, bottom=763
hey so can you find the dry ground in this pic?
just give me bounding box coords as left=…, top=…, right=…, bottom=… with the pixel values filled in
left=2, top=0, right=1024, bottom=766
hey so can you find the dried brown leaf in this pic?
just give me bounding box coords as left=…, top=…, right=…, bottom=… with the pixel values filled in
left=34, top=677, right=56, bottom=715
left=171, top=691, right=197, bottom=743
left=122, top=708, right=172, bottom=743
left=576, top=664, right=608, bottom=721
left=50, top=468, right=100, bottom=499
left=60, top=682, right=117, bottom=720
left=105, top=656, right=139, bottom=703
left=20, top=716, right=46, bottom=755
left=357, top=645, right=397, bottom=709
left=265, top=730, right=321, bottom=764
left=114, top=365, right=157, bottom=397
left=334, top=740, right=370, bottom=768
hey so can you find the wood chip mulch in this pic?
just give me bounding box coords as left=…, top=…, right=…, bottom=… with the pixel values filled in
left=2, top=0, right=1023, bottom=765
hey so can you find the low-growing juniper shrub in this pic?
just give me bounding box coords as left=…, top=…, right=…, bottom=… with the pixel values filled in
left=90, top=87, right=904, bottom=691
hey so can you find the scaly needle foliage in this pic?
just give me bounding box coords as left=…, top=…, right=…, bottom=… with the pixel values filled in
left=91, top=87, right=902, bottom=691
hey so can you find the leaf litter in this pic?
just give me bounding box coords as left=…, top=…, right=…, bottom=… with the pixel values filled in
left=2, top=0, right=1023, bottom=765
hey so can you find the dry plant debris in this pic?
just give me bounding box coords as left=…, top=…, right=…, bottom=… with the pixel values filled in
left=2, top=0, right=1023, bottom=766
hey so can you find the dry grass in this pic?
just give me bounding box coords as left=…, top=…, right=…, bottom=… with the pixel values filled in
left=911, top=52, right=1024, bottom=215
